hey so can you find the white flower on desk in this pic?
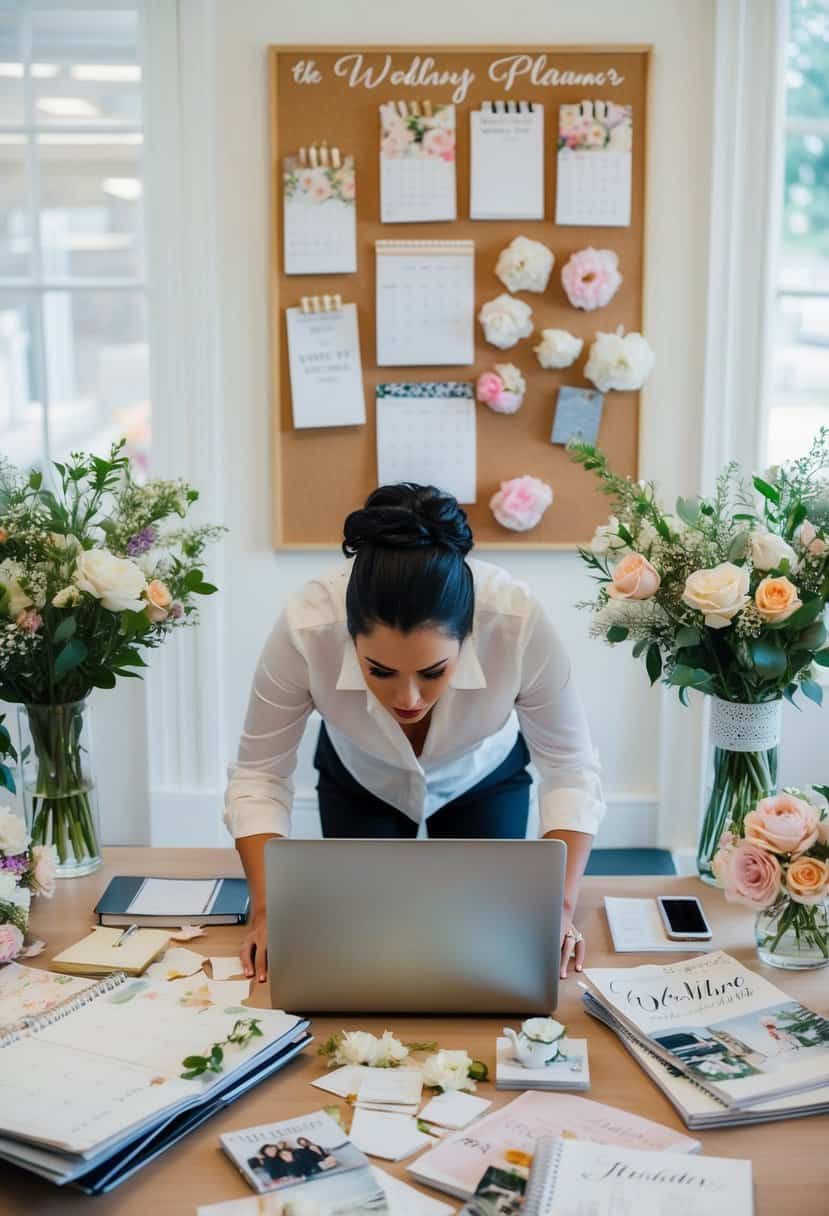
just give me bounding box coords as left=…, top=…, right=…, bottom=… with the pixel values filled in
left=421, top=1049, right=477, bottom=1092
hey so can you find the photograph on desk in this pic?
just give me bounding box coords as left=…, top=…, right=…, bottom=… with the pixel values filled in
left=220, top=1110, right=368, bottom=1194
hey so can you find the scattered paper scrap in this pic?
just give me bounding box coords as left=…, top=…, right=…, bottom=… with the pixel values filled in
left=349, top=1109, right=432, bottom=1162
left=210, top=956, right=245, bottom=981
left=170, top=924, right=206, bottom=941
left=419, top=1090, right=491, bottom=1129
left=146, top=946, right=207, bottom=982
left=311, top=1064, right=372, bottom=1100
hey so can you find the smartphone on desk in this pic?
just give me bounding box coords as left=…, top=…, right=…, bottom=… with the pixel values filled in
left=657, top=895, right=712, bottom=941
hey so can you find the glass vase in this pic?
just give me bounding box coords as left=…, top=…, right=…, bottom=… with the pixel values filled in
left=755, top=898, right=829, bottom=969
left=17, top=701, right=102, bottom=878
left=697, top=698, right=781, bottom=884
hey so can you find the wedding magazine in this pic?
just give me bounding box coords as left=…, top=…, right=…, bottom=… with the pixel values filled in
left=407, top=1091, right=699, bottom=1201
left=220, top=1110, right=368, bottom=1195
left=582, top=951, right=829, bottom=1110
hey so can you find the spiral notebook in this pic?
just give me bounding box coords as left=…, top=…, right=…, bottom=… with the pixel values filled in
left=517, top=1136, right=753, bottom=1216
left=283, top=143, right=357, bottom=274
left=470, top=101, right=544, bottom=220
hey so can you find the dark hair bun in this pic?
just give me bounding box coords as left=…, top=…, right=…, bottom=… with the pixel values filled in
left=342, top=483, right=473, bottom=558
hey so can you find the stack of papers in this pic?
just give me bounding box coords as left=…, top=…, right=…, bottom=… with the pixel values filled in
left=355, top=1068, right=424, bottom=1116
left=349, top=1110, right=433, bottom=1162
left=495, top=1037, right=590, bottom=1091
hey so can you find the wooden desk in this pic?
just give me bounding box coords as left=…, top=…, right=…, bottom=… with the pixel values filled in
left=1, top=848, right=827, bottom=1214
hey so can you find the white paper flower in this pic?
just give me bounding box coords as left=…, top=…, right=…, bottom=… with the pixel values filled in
left=495, top=364, right=526, bottom=396
left=584, top=327, right=655, bottom=393
left=73, top=550, right=148, bottom=614
left=332, top=1030, right=380, bottom=1067
left=0, top=806, right=29, bottom=855
left=589, top=516, right=627, bottom=556
left=534, top=328, right=583, bottom=370
left=750, top=530, right=798, bottom=572
left=495, top=236, right=555, bottom=294
left=478, top=294, right=534, bottom=350
left=373, top=1030, right=409, bottom=1067
left=421, top=1049, right=476, bottom=1092
left=0, top=559, right=33, bottom=618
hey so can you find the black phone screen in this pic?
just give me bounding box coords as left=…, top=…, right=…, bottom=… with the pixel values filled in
left=661, top=898, right=709, bottom=934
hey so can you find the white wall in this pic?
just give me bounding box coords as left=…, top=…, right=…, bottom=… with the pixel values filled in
left=201, top=0, right=716, bottom=847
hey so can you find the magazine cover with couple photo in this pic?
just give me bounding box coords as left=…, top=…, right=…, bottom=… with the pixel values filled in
left=221, top=1110, right=369, bottom=1196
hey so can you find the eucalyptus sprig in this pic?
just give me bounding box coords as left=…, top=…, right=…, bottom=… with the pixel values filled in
left=180, top=1018, right=263, bottom=1080
left=0, top=713, right=16, bottom=794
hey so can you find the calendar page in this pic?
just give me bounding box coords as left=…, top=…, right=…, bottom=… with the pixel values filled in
left=283, top=154, right=357, bottom=274
left=286, top=302, right=365, bottom=428
left=470, top=102, right=544, bottom=220
left=380, top=102, right=457, bottom=223
left=555, top=100, right=632, bottom=227
left=376, top=383, right=476, bottom=504
left=375, top=240, right=474, bottom=366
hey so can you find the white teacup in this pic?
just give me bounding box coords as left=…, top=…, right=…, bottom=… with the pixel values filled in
left=503, top=1016, right=567, bottom=1069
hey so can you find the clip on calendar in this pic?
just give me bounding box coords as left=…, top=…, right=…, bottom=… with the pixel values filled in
left=283, top=140, right=357, bottom=275
left=286, top=294, right=366, bottom=431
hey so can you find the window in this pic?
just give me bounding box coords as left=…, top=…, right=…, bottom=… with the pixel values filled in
left=767, top=0, right=829, bottom=465
left=0, top=0, right=149, bottom=474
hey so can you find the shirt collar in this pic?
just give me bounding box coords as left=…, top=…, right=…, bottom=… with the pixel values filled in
left=335, top=633, right=487, bottom=692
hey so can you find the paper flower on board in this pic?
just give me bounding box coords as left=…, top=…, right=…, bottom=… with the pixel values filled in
left=584, top=326, right=655, bottom=393
left=534, top=328, right=583, bottom=370
left=490, top=476, right=554, bottom=532
left=476, top=364, right=526, bottom=414
left=478, top=294, right=533, bottom=350
left=561, top=247, right=622, bottom=311
left=495, top=236, right=555, bottom=294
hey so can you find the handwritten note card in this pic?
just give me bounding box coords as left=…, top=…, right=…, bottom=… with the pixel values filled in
left=376, top=383, right=476, bottom=504
left=470, top=101, right=544, bottom=220
left=555, top=100, right=633, bottom=227
left=286, top=303, right=366, bottom=428
left=376, top=240, right=474, bottom=366
left=380, top=102, right=457, bottom=223
left=283, top=154, right=357, bottom=274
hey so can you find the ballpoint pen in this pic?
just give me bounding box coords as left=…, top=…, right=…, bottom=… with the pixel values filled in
left=113, top=924, right=138, bottom=948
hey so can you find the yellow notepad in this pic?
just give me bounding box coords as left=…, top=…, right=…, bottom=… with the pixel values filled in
left=51, top=927, right=171, bottom=976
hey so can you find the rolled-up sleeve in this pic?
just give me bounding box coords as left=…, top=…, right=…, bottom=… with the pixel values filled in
left=515, top=602, right=606, bottom=837
left=223, top=609, right=314, bottom=840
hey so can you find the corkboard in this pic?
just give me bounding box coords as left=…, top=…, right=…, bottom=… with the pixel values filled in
left=269, top=45, right=651, bottom=549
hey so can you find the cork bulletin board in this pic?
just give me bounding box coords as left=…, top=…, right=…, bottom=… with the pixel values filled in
left=269, top=46, right=651, bottom=549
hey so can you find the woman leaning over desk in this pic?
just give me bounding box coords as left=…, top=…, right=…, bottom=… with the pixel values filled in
left=224, top=483, right=606, bottom=984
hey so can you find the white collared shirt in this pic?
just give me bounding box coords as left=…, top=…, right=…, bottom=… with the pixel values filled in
left=224, top=557, right=605, bottom=840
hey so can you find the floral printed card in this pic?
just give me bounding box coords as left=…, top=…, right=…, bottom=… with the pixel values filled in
left=283, top=152, right=357, bottom=275
left=0, top=962, right=93, bottom=1034
left=380, top=102, right=456, bottom=223
left=555, top=100, right=633, bottom=227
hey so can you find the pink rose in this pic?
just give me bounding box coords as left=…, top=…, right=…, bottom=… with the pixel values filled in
left=490, top=476, right=554, bottom=532
left=785, top=856, right=829, bottom=906
left=30, top=844, right=57, bottom=898
left=561, top=247, right=623, bottom=311
left=422, top=127, right=455, bottom=162
left=743, top=793, right=820, bottom=857
left=15, top=609, right=42, bottom=634
left=0, top=923, right=23, bottom=964
left=723, top=842, right=782, bottom=909
left=476, top=372, right=505, bottom=407
left=607, top=552, right=661, bottom=600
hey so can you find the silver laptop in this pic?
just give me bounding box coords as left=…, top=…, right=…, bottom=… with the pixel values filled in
left=265, top=839, right=565, bottom=1014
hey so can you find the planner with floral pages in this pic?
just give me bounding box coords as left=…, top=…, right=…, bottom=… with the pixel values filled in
left=555, top=99, right=633, bottom=226
left=283, top=144, right=357, bottom=274
left=380, top=101, right=456, bottom=223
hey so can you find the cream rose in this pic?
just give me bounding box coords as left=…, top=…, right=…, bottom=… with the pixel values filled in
left=73, top=550, right=148, bottom=614
left=785, top=856, right=829, bottom=906
left=682, top=562, right=750, bottom=628
left=145, top=579, right=173, bottom=623
left=0, top=806, right=29, bottom=854
left=30, top=844, right=57, bottom=898
left=590, top=516, right=627, bottom=557
left=533, top=328, right=583, bottom=370
left=797, top=520, right=828, bottom=557
left=754, top=576, right=802, bottom=624
left=495, top=236, right=555, bottom=294
left=0, top=559, right=33, bottom=618
left=607, top=552, right=661, bottom=600
left=744, top=793, right=820, bottom=856
left=478, top=294, right=534, bottom=350
left=750, top=530, right=797, bottom=572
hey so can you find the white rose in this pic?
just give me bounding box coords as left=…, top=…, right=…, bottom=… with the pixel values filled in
left=373, top=1030, right=409, bottom=1067
left=590, top=516, right=627, bottom=556
left=51, top=585, right=81, bottom=609
left=495, top=236, right=555, bottom=294
left=750, top=530, right=797, bottom=572
left=584, top=327, right=656, bottom=393
left=494, top=363, right=526, bottom=395
left=534, top=328, right=583, bottom=370
left=421, top=1049, right=476, bottom=1092
left=682, top=562, right=750, bottom=629
left=0, top=806, right=29, bottom=854
left=333, top=1030, right=379, bottom=1067
left=478, top=294, right=534, bottom=350
left=73, top=550, right=148, bottom=614
left=0, top=559, right=33, bottom=618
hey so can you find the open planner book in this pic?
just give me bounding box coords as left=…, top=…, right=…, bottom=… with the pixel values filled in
left=0, top=970, right=310, bottom=1194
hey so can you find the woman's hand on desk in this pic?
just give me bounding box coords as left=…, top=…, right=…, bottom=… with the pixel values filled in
left=241, top=912, right=268, bottom=983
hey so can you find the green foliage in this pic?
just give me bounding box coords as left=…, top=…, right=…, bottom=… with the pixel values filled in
left=180, top=1019, right=262, bottom=1080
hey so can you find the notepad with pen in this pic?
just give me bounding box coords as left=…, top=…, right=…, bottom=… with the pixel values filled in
left=51, top=926, right=171, bottom=977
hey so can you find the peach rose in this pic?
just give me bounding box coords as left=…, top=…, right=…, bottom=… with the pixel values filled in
left=723, top=842, right=782, bottom=909
left=711, top=829, right=736, bottom=886
left=754, top=576, right=802, bottom=624
left=785, top=856, right=829, bottom=906
left=743, top=793, right=820, bottom=856
left=797, top=520, right=828, bottom=557
left=607, top=552, right=661, bottom=600
left=145, top=579, right=172, bottom=624
left=682, top=562, right=749, bottom=628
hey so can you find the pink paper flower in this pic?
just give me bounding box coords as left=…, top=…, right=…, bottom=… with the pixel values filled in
left=607, top=553, right=661, bottom=600
left=476, top=372, right=505, bottom=407
left=475, top=365, right=525, bottom=415
left=743, top=793, right=820, bottom=857
left=561, top=247, right=622, bottom=311
left=490, top=476, right=553, bottom=532
left=0, top=923, right=23, bottom=964
left=723, top=842, right=782, bottom=909
left=422, top=127, right=455, bottom=162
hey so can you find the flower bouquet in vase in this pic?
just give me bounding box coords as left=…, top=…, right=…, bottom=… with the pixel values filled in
left=569, top=433, right=829, bottom=881
left=712, top=789, right=829, bottom=969
left=0, top=442, right=221, bottom=877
